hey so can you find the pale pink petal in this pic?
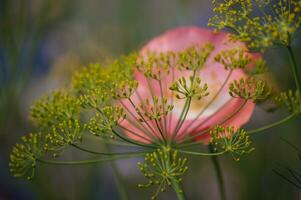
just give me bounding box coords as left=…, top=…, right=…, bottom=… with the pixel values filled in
left=121, top=27, right=257, bottom=144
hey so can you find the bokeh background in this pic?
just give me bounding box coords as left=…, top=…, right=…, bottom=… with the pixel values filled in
left=1, top=0, right=301, bottom=199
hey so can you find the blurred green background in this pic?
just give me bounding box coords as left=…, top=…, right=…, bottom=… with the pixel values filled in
left=1, top=0, right=301, bottom=199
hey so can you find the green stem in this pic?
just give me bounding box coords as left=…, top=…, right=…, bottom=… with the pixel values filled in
left=179, top=100, right=247, bottom=146
left=171, top=178, right=186, bottom=200
left=209, top=146, right=226, bottom=200
left=83, top=134, right=139, bottom=147
left=72, top=144, right=149, bottom=156
left=112, top=129, right=156, bottom=149
left=177, top=149, right=225, bottom=156
left=287, top=45, right=301, bottom=112
left=248, top=114, right=295, bottom=134
left=37, top=153, right=146, bottom=165
left=105, top=144, right=129, bottom=200
left=165, top=149, right=186, bottom=200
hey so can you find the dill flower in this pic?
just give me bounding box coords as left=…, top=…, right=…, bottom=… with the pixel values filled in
left=10, top=27, right=275, bottom=199
left=209, top=0, right=301, bottom=51
left=9, top=133, right=46, bottom=179
left=118, top=27, right=258, bottom=145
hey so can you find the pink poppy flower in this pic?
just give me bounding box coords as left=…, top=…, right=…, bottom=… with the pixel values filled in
left=119, top=27, right=256, bottom=144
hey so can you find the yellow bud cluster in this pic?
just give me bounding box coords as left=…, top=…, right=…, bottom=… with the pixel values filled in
left=178, top=43, right=214, bottom=70
left=215, top=48, right=252, bottom=70
left=274, top=90, right=300, bottom=114
left=9, top=133, right=46, bottom=179
left=210, top=126, right=254, bottom=161
left=209, top=0, right=301, bottom=51
left=136, top=96, right=174, bottom=121
left=86, top=106, right=126, bottom=137
left=138, top=148, right=188, bottom=199
left=46, top=119, right=83, bottom=157
left=169, top=75, right=209, bottom=100
left=30, top=91, right=80, bottom=129
left=229, top=77, right=271, bottom=102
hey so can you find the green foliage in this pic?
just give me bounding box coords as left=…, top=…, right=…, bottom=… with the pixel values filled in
left=169, top=76, right=209, bottom=100
left=209, top=0, right=301, bottom=51
left=9, top=133, right=46, bottom=179
left=30, top=91, right=81, bottom=129
left=138, top=148, right=188, bottom=199
left=210, top=126, right=254, bottom=161
left=215, top=48, right=252, bottom=70
left=274, top=90, right=300, bottom=114
left=229, top=77, right=271, bottom=102
left=178, top=43, right=214, bottom=70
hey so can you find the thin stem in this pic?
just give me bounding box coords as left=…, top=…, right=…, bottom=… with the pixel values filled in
left=117, top=100, right=158, bottom=142
left=287, top=45, right=301, bottom=112
left=173, top=97, right=192, bottom=139
left=112, top=129, right=157, bottom=149
left=280, top=137, right=301, bottom=153
left=36, top=153, right=146, bottom=165
left=71, top=143, right=150, bottom=156
left=172, top=97, right=191, bottom=139
left=179, top=100, right=247, bottom=145
left=155, top=119, right=167, bottom=144
left=177, top=149, right=225, bottom=156
left=165, top=151, right=186, bottom=200
left=273, top=169, right=301, bottom=190
left=181, top=70, right=233, bottom=135
left=159, top=79, right=167, bottom=135
left=118, top=124, right=154, bottom=144
left=209, top=145, right=226, bottom=200
left=248, top=114, right=295, bottom=134
left=106, top=144, right=128, bottom=200
left=172, top=69, right=197, bottom=139
left=83, top=134, right=139, bottom=147
left=95, top=107, right=157, bottom=147
left=170, top=178, right=186, bottom=200
left=168, top=66, right=175, bottom=135
left=127, top=98, right=159, bottom=140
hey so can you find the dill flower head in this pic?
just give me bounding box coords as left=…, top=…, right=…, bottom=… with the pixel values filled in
left=9, top=133, right=46, bottom=179
left=209, top=0, right=301, bottom=51
left=9, top=27, right=270, bottom=199
left=116, top=27, right=261, bottom=145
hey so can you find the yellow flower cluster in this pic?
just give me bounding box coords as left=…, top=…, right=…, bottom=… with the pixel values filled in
left=209, top=0, right=301, bottom=51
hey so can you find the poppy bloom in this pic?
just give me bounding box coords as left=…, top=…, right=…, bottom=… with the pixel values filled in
left=118, top=27, right=257, bottom=145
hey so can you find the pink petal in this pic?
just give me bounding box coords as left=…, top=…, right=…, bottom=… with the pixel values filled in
left=121, top=27, right=257, bottom=144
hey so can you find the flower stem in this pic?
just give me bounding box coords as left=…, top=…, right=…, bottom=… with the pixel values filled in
left=72, top=143, right=150, bottom=156
left=105, top=144, right=129, bottom=200
left=287, top=45, right=301, bottom=112
left=165, top=149, right=186, bottom=200
left=247, top=114, right=295, bottom=134
left=37, top=153, right=146, bottom=165
left=177, top=149, right=225, bottom=156
left=170, top=178, right=186, bottom=200
left=209, top=145, right=226, bottom=200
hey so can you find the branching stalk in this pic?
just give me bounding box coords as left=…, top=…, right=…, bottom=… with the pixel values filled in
left=248, top=114, right=295, bottom=134
left=287, top=45, right=301, bottom=112
left=209, top=145, right=226, bottom=200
